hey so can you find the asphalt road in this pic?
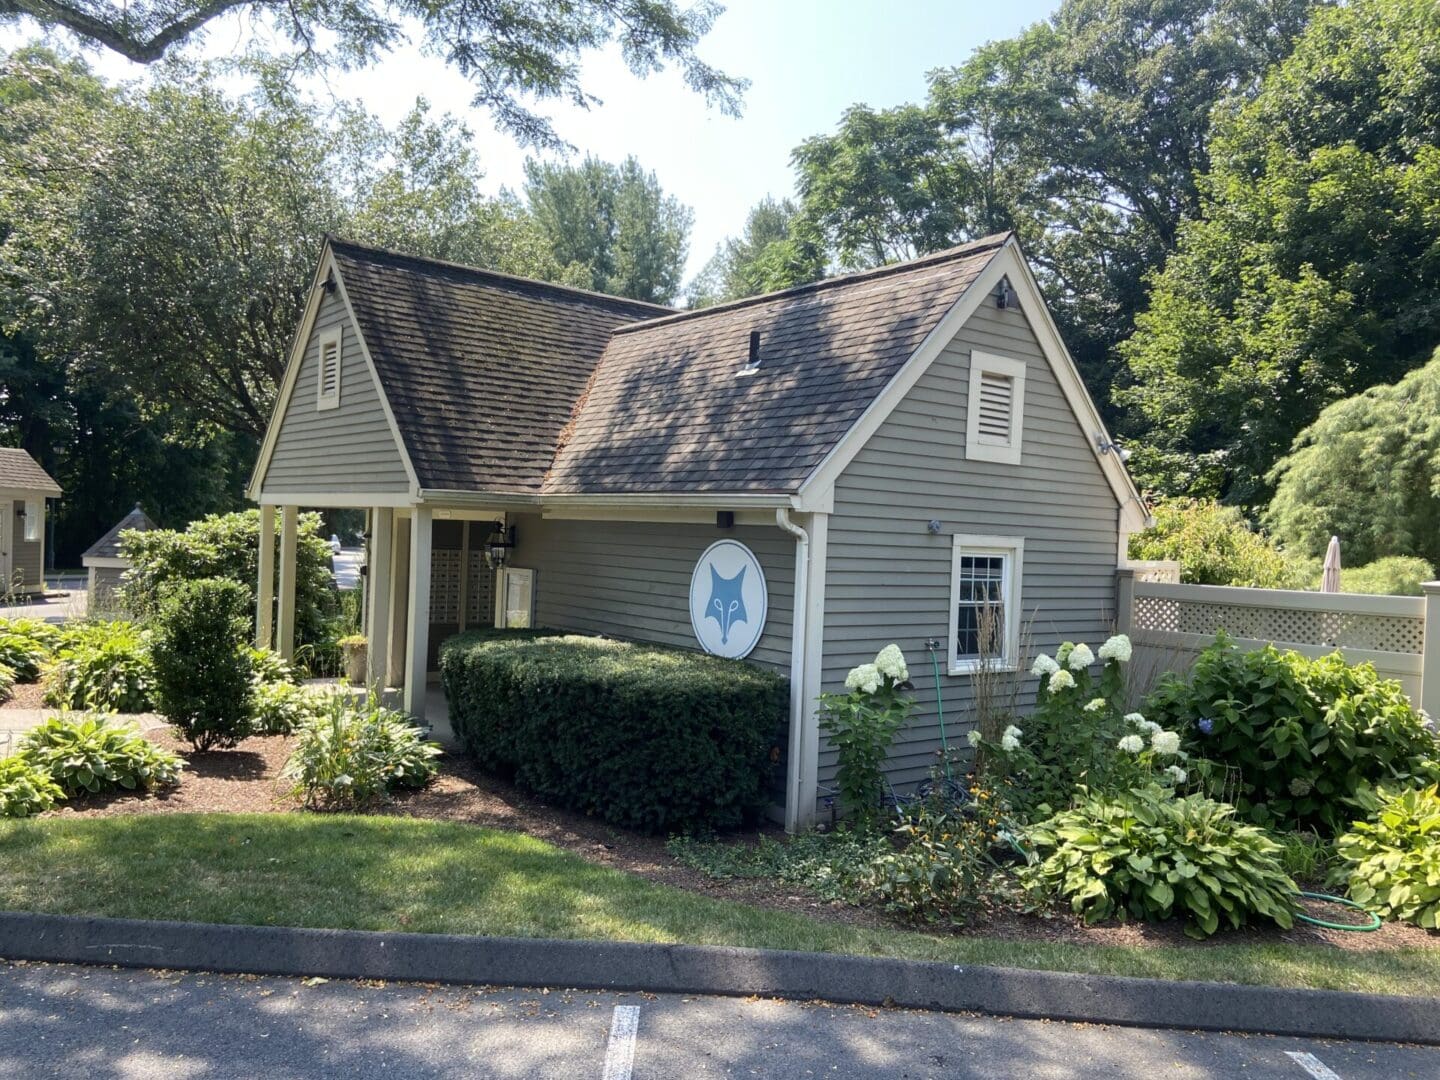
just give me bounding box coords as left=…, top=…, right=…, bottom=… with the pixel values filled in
left=0, top=961, right=1434, bottom=1079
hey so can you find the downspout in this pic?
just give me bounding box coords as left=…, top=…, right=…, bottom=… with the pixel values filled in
left=777, top=507, right=810, bottom=833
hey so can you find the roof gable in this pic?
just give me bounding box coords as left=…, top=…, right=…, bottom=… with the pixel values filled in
left=328, top=239, right=672, bottom=494
left=83, top=505, right=156, bottom=560
left=543, top=236, right=1009, bottom=496
left=0, top=448, right=60, bottom=496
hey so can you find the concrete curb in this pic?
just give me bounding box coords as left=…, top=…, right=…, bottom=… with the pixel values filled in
left=1, top=911, right=1435, bottom=1045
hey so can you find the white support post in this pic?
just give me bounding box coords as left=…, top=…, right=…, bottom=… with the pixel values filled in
left=1421, top=582, right=1440, bottom=719
left=1116, top=567, right=1136, bottom=637
left=798, top=512, right=827, bottom=828
left=276, top=504, right=299, bottom=660
left=256, top=504, right=276, bottom=649
left=403, top=506, right=432, bottom=717
left=367, top=506, right=394, bottom=687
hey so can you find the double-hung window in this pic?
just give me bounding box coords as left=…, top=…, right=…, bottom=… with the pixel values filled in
left=948, top=534, right=1023, bottom=674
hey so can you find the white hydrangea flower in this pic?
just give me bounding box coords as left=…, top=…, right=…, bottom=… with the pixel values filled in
left=874, top=644, right=909, bottom=682
left=1151, top=729, right=1182, bottom=756
left=1067, top=643, right=1095, bottom=670
left=1031, top=654, right=1060, bottom=677
left=1098, top=634, right=1133, bottom=663
left=1117, top=734, right=1144, bottom=754
left=1124, top=712, right=1147, bottom=726
left=967, top=729, right=982, bottom=748
left=1084, top=697, right=1107, bottom=713
left=1047, top=669, right=1075, bottom=691
left=1165, top=765, right=1188, bottom=784
left=1001, top=725, right=1022, bottom=752
left=845, top=663, right=882, bottom=694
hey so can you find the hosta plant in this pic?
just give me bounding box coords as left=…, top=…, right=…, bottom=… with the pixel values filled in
left=1335, top=786, right=1440, bottom=929
left=251, top=681, right=329, bottom=736
left=0, top=662, right=13, bottom=705
left=283, top=692, right=441, bottom=808
left=0, top=623, right=54, bottom=682
left=1022, top=784, right=1297, bottom=939
left=41, top=621, right=154, bottom=713
left=19, top=714, right=183, bottom=797
left=0, top=754, right=64, bottom=817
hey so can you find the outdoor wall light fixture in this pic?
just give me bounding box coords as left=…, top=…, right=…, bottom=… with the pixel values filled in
left=995, top=280, right=1018, bottom=310
left=484, top=522, right=516, bottom=569
left=321, top=271, right=338, bottom=295
left=1095, top=433, right=1132, bottom=462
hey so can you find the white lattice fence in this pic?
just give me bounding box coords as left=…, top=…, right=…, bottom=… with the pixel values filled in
left=1121, top=577, right=1428, bottom=705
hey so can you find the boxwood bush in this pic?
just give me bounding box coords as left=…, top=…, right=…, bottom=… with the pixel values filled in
left=150, top=578, right=255, bottom=751
left=1147, top=636, right=1440, bottom=833
left=441, top=630, right=787, bottom=834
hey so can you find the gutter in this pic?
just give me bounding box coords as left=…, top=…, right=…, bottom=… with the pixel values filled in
left=776, top=508, right=810, bottom=833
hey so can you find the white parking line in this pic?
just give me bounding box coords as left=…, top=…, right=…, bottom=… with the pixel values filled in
left=601, top=1005, right=641, bottom=1080
left=1286, top=1051, right=1345, bottom=1080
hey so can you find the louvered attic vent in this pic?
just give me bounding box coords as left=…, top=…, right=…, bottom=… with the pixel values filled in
left=316, top=328, right=342, bottom=411
left=965, top=351, right=1026, bottom=465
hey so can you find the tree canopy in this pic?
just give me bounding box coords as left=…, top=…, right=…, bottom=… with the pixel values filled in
left=688, top=196, right=824, bottom=306
left=1119, top=0, right=1440, bottom=504
left=0, top=0, right=745, bottom=148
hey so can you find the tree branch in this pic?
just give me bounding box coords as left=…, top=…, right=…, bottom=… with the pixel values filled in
left=3, top=0, right=255, bottom=62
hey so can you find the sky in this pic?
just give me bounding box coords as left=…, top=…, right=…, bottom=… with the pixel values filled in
left=4, top=0, right=1058, bottom=281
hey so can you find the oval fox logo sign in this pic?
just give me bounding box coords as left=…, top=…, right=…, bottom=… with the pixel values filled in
left=689, top=540, right=768, bottom=659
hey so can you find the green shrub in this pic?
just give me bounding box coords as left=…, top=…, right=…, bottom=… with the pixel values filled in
left=0, top=618, right=57, bottom=682
left=150, top=578, right=255, bottom=751
left=282, top=691, right=440, bottom=808
left=1128, top=498, right=1305, bottom=588
left=861, top=796, right=1005, bottom=926
left=0, top=754, right=64, bottom=817
left=441, top=630, right=786, bottom=834
left=1339, top=556, right=1436, bottom=597
left=1023, top=785, right=1298, bottom=939
left=1335, top=786, right=1440, bottom=928
left=0, top=662, right=13, bottom=704
left=1147, top=636, right=1440, bottom=833
left=19, top=715, right=183, bottom=797
left=249, top=647, right=296, bottom=686
left=818, top=645, right=916, bottom=826
left=118, top=510, right=335, bottom=647
left=667, top=830, right=890, bottom=904
left=41, top=621, right=154, bottom=713
left=1275, top=830, right=1340, bottom=884
left=251, top=681, right=329, bottom=735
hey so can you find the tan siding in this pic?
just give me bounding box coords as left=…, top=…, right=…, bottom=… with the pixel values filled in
left=509, top=516, right=795, bottom=672
left=821, top=301, right=1122, bottom=798
left=10, top=530, right=42, bottom=591
left=261, top=291, right=411, bottom=495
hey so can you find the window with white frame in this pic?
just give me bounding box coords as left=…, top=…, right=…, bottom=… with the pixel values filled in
left=22, top=500, right=40, bottom=542
left=948, top=534, right=1023, bottom=674
left=965, top=351, right=1026, bottom=465
left=316, top=327, right=342, bottom=411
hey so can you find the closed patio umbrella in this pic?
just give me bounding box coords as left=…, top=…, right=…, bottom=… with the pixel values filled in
left=1321, top=535, right=1342, bottom=593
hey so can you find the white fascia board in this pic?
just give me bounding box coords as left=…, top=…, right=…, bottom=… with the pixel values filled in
left=255, top=491, right=416, bottom=509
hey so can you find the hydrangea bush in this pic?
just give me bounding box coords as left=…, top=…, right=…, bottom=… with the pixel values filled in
left=818, top=644, right=916, bottom=827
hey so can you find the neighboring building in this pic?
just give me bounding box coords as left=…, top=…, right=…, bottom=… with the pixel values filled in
left=249, top=233, right=1149, bottom=829
left=0, top=449, right=60, bottom=597
left=82, top=505, right=157, bottom=613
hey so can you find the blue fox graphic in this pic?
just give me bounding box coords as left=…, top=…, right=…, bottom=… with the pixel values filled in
left=706, top=565, right=748, bottom=645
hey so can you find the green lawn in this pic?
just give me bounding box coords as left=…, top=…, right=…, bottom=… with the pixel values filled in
left=1, top=813, right=1435, bottom=998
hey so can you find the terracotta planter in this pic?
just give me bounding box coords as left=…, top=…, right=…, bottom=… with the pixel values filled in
left=342, top=642, right=367, bottom=686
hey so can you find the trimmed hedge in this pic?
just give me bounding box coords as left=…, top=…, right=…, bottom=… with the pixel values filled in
left=440, top=630, right=786, bottom=834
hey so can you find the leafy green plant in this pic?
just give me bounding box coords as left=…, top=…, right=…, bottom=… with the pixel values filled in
left=0, top=618, right=57, bottom=682
left=1275, top=830, right=1340, bottom=884
left=19, top=715, right=183, bottom=797
left=1128, top=498, right=1304, bottom=588
left=150, top=578, right=255, bottom=751
left=0, top=662, right=13, bottom=705
left=251, top=681, right=329, bottom=736
left=818, top=645, right=916, bottom=827
left=441, top=630, right=785, bottom=834
left=1339, top=556, right=1436, bottom=597
left=41, top=621, right=154, bottom=713
left=0, top=754, right=64, bottom=817
left=282, top=692, right=441, bottom=808
left=249, top=647, right=296, bottom=686
left=118, top=510, right=336, bottom=648
left=1147, top=636, right=1440, bottom=833
left=1023, top=785, right=1297, bottom=939
left=1335, top=786, right=1440, bottom=928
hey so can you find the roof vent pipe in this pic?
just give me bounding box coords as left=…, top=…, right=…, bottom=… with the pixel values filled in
left=747, top=330, right=761, bottom=369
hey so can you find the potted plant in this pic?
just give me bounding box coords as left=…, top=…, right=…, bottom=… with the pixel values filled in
left=338, top=634, right=368, bottom=686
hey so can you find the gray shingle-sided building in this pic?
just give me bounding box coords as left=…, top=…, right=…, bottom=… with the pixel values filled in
left=82, top=505, right=157, bottom=612
left=250, top=234, right=1148, bottom=829
left=0, top=448, right=60, bottom=597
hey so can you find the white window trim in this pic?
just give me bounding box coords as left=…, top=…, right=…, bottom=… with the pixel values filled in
left=22, top=499, right=41, bottom=543
left=315, top=327, right=342, bottom=411
left=948, top=534, right=1024, bottom=675
left=965, top=351, right=1026, bottom=465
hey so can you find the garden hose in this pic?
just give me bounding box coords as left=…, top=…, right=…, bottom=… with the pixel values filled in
left=927, top=643, right=952, bottom=782
left=1291, top=891, right=1382, bottom=931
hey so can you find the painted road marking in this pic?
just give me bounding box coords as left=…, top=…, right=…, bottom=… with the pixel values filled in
left=601, top=1005, right=641, bottom=1080
left=1286, top=1051, right=1345, bottom=1080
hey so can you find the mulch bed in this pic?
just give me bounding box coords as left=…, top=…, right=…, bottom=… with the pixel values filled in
left=1, top=683, right=47, bottom=710
left=34, top=727, right=1439, bottom=954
